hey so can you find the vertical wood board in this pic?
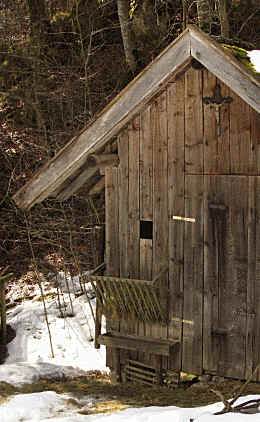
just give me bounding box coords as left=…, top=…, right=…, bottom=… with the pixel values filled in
left=246, top=177, right=257, bottom=378
left=230, top=91, right=251, bottom=174
left=185, top=68, right=203, bottom=174
left=182, top=175, right=204, bottom=375
left=140, top=106, right=153, bottom=220
left=253, top=177, right=260, bottom=381
left=203, top=175, right=221, bottom=374
left=151, top=90, right=169, bottom=358
left=167, top=75, right=185, bottom=371
left=128, top=117, right=140, bottom=280
left=118, top=129, right=129, bottom=278
left=139, top=105, right=153, bottom=364
left=105, top=167, right=120, bottom=368
left=127, top=117, right=140, bottom=345
left=203, top=72, right=231, bottom=174
left=249, top=109, right=260, bottom=175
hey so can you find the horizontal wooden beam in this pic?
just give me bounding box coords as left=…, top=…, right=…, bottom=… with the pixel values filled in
left=89, top=154, right=119, bottom=176
left=89, top=153, right=119, bottom=166
left=98, top=333, right=179, bottom=356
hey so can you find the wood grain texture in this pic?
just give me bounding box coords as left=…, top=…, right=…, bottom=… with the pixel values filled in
left=140, top=105, right=153, bottom=220
left=204, top=176, right=248, bottom=379
left=118, top=129, right=129, bottom=278
left=14, top=25, right=260, bottom=211
left=139, top=105, right=153, bottom=363
left=190, top=27, right=260, bottom=113
left=253, top=177, right=260, bottom=381
left=203, top=73, right=231, bottom=174
left=150, top=90, right=169, bottom=367
left=127, top=117, right=140, bottom=351
left=98, top=334, right=179, bottom=356
left=250, top=108, right=260, bottom=175
left=230, top=91, right=251, bottom=174
left=185, top=68, right=203, bottom=174
left=182, top=175, right=204, bottom=375
left=105, top=167, right=120, bottom=368
left=128, top=117, right=140, bottom=280
left=88, top=177, right=105, bottom=196
left=56, top=164, right=98, bottom=201
left=117, top=128, right=130, bottom=365
left=203, top=176, right=219, bottom=374
left=167, top=75, right=185, bottom=371
left=246, top=177, right=257, bottom=379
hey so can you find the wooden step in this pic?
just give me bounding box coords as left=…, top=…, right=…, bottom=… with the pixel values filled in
left=98, top=333, right=179, bottom=356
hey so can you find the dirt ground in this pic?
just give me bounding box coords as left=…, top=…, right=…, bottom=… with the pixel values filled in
left=0, top=374, right=260, bottom=415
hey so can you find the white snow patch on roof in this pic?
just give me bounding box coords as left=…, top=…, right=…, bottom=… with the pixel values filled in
left=248, top=50, right=260, bottom=72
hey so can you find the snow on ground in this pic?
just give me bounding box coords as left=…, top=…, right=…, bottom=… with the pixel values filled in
left=0, top=291, right=107, bottom=385
left=0, top=272, right=259, bottom=421
left=248, top=50, right=260, bottom=72
left=1, top=391, right=260, bottom=422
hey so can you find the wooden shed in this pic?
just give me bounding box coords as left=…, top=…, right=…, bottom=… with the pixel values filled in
left=13, top=26, right=260, bottom=383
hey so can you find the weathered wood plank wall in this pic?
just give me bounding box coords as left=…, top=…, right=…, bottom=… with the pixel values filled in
left=203, top=72, right=230, bottom=173
left=167, top=74, right=185, bottom=372
left=106, top=65, right=260, bottom=380
left=139, top=106, right=153, bottom=365
left=105, top=167, right=120, bottom=369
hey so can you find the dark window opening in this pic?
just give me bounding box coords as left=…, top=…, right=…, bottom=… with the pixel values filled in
left=140, top=220, right=153, bottom=240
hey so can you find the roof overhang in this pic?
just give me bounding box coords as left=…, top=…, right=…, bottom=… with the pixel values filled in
left=13, top=25, right=260, bottom=210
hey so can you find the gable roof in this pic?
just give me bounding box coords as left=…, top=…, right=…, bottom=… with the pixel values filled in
left=13, top=25, right=260, bottom=210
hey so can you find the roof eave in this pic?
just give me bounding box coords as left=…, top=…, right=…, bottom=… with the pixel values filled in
left=13, top=30, right=192, bottom=210
left=188, top=25, right=260, bottom=113
left=12, top=26, right=260, bottom=210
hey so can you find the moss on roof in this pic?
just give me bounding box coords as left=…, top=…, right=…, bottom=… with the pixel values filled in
left=221, top=44, right=258, bottom=73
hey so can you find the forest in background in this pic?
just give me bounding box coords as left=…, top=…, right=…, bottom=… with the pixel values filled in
left=0, top=0, right=259, bottom=282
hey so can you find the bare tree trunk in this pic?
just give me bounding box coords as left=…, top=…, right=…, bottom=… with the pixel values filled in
left=117, top=0, right=137, bottom=74
left=218, top=0, right=230, bottom=38
left=197, top=0, right=212, bottom=33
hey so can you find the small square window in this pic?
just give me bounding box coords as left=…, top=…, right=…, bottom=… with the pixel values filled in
left=140, top=220, right=153, bottom=240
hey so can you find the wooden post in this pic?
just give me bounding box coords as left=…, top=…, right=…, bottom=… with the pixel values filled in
left=0, top=269, right=12, bottom=346
left=94, top=286, right=102, bottom=349
left=93, top=227, right=105, bottom=349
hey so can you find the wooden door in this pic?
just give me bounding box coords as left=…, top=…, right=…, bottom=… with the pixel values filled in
left=203, top=176, right=259, bottom=379
left=181, top=175, right=259, bottom=379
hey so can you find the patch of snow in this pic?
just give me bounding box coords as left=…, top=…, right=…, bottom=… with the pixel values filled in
left=0, top=362, right=85, bottom=386
left=0, top=392, right=260, bottom=422
left=4, top=293, right=107, bottom=385
left=50, top=271, right=92, bottom=294
left=0, top=391, right=89, bottom=422
left=248, top=50, right=260, bottom=72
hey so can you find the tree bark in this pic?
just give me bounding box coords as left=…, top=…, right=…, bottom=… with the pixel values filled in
left=218, top=0, right=230, bottom=38
left=117, top=0, right=137, bottom=74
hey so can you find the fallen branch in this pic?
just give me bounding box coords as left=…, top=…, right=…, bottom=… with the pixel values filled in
left=213, top=361, right=260, bottom=415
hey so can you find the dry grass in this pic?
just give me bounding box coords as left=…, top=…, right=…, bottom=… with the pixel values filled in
left=0, top=374, right=260, bottom=415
